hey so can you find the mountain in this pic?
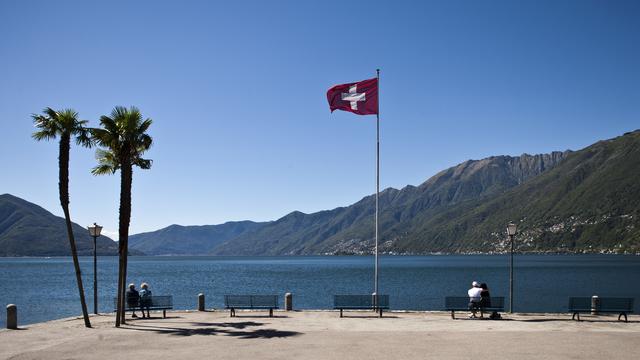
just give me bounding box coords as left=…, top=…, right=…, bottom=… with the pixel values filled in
left=390, top=130, right=640, bottom=254
left=123, top=130, right=640, bottom=256
left=210, top=150, right=572, bottom=255
left=129, top=221, right=265, bottom=255
left=0, top=194, right=120, bottom=256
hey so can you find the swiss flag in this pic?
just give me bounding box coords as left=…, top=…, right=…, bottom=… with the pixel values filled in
left=327, top=78, right=378, bottom=115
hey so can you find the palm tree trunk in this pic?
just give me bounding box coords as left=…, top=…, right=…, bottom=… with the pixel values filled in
left=59, top=135, right=91, bottom=328
left=117, top=156, right=133, bottom=325
left=121, top=165, right=133, bottom=323
left=115, top=234, right=124, bottom=327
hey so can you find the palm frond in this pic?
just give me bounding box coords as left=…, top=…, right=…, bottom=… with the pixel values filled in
left=92, top=105, right=154, bottom=173
left=31, top=107, right=90, bottom=145
left=138, top=118, right=153, bottom=135
left=31, top=109, right=60, bottom=141
left=31, top=127, right=58, bottom=141
left=75, top=128, right=93, bottom=148
left=138, top=134, right=153, bottom=151
left=42, top=107, right=58, bottom=119
left=133, top=158, right=152, bottom=170
left=91, top=164, right=117, bottom=176
left=92, top=148, right=119, bottom=175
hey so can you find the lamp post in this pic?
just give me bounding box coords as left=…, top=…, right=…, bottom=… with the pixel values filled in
left=87, top=223, right=103, bottom=315
left=506, top=222, right=517, bottom=313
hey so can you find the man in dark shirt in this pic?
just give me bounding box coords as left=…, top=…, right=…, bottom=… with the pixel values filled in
left=125, top=283, right=140, bottom=318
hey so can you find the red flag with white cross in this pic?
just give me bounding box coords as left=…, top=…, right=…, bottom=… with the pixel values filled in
left=326, top=78, right=378, bottom=115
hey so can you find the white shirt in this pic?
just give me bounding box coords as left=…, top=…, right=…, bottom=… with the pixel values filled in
left=468, top=287, right=483, bottom=302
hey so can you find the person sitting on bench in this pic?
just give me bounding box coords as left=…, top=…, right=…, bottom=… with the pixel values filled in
left=468, top=281, right=483, bottom=318
left=139, top=282, right=152, bottom=319
left=480, top=283, right=501, bottom=319
left=126, top=283, right=140, bottom=318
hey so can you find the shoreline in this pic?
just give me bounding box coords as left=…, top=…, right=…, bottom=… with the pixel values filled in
left=2, top=252, right=640, bottom=258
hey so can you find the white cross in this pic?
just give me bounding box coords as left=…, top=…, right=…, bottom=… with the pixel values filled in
left=341, top=84, right=366, bottom=110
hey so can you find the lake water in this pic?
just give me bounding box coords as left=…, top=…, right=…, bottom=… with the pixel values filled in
left=1, top=255, right=639, bottom=327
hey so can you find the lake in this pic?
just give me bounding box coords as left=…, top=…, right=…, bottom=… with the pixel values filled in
left=1, top=255, right=639, bottom=327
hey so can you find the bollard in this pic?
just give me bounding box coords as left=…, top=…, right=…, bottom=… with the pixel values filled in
left=7, top=304, right=17, bottom=330
left=198, top=293, right=205, bottom=311
left=285, top=293, right=293, bottom=311
left=591, top=295, right=599, bottom=315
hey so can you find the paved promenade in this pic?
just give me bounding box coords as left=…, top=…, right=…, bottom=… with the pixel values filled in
left=1, top=311, right=639, bottom=360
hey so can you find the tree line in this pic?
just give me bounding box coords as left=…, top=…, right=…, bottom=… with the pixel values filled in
left=32, top=106, right=153, bottom=328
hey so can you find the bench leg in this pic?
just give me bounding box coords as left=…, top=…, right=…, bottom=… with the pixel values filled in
left=451, top=310, right=455, bottom=320
left=619, top=313, right=628, bottom=322
left=163, top=310, right=166, bottom=318
left=572, top=312, right=580, bottom=321
left=230, top=308, right=235, bottom=317
left=269, top=308, right=273, bottom=317
left=340, top=309, right=343, bottom=318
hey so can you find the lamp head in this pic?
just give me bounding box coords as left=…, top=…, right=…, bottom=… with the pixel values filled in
left=506, top=222, right=517, bottom=236
left=88, top=223, right=103, bottom=237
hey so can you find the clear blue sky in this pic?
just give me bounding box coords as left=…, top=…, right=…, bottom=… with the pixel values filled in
left=1, top=0, right=638, bottom=238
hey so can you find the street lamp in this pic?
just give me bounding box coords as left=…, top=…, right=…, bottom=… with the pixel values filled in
left=506, top=222, right=517, bottom=313
left=87, top=223, right=103, bottom=315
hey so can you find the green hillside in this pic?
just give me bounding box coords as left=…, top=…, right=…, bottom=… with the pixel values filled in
left=0, top=194, right=120, bottom=256
left=394, top=130, right=640, bottom=254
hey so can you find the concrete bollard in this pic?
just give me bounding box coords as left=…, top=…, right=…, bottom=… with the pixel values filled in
left=285, top=293, right=293, bottom=311
left=591, top=295, right=599, bottom=315
left=198, top=293, right=205, bottom=311
left=7, top=304, right=17, bottom=330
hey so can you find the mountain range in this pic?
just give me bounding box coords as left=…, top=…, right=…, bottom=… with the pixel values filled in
left=129, top=221, right=265, bottom=255
left=4, top=130, right=640, bottom=257
left=129, top=130, right=640, bottom=256
left=0, top=194, right=120, bottom=256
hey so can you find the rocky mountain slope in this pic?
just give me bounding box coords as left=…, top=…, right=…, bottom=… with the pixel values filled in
left=390, top=130, right=640, bottom=254
left=210, top=150, right=573, bottom=255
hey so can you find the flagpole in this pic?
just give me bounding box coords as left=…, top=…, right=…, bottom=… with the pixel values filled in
left=375, top=68, right=380, bottom=296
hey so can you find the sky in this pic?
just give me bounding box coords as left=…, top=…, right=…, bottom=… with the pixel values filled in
left=1, top=0, right=638, bottom=239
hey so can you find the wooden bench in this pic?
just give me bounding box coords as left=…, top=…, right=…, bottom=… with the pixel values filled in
left=333, top=295, right=390, bottom=318
left=444, top=296, right=505, bottom=319
left=113, top=295, right=173, bottom=318
left=569, top=297, right=634, bottom=322
left=224, top=295, right=279, bottom=317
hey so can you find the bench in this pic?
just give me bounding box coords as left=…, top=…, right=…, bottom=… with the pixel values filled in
left=113, top=295, right=173, bottom=318
left=333, top=295, right=390, bottom=318
left=224, top=295, right=279, bottom=317
left=569, top=297, right=634, bottom=322
left=444, top=296, right=505, bottom=319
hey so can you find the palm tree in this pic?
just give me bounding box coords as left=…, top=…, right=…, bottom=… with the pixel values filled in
left=90, top=106, right=152, bottom=327
left=32, top=108, right=93, bottom=328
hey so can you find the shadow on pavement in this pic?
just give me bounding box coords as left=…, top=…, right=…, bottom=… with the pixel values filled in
left=124, top=321, right=302, bottom=339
